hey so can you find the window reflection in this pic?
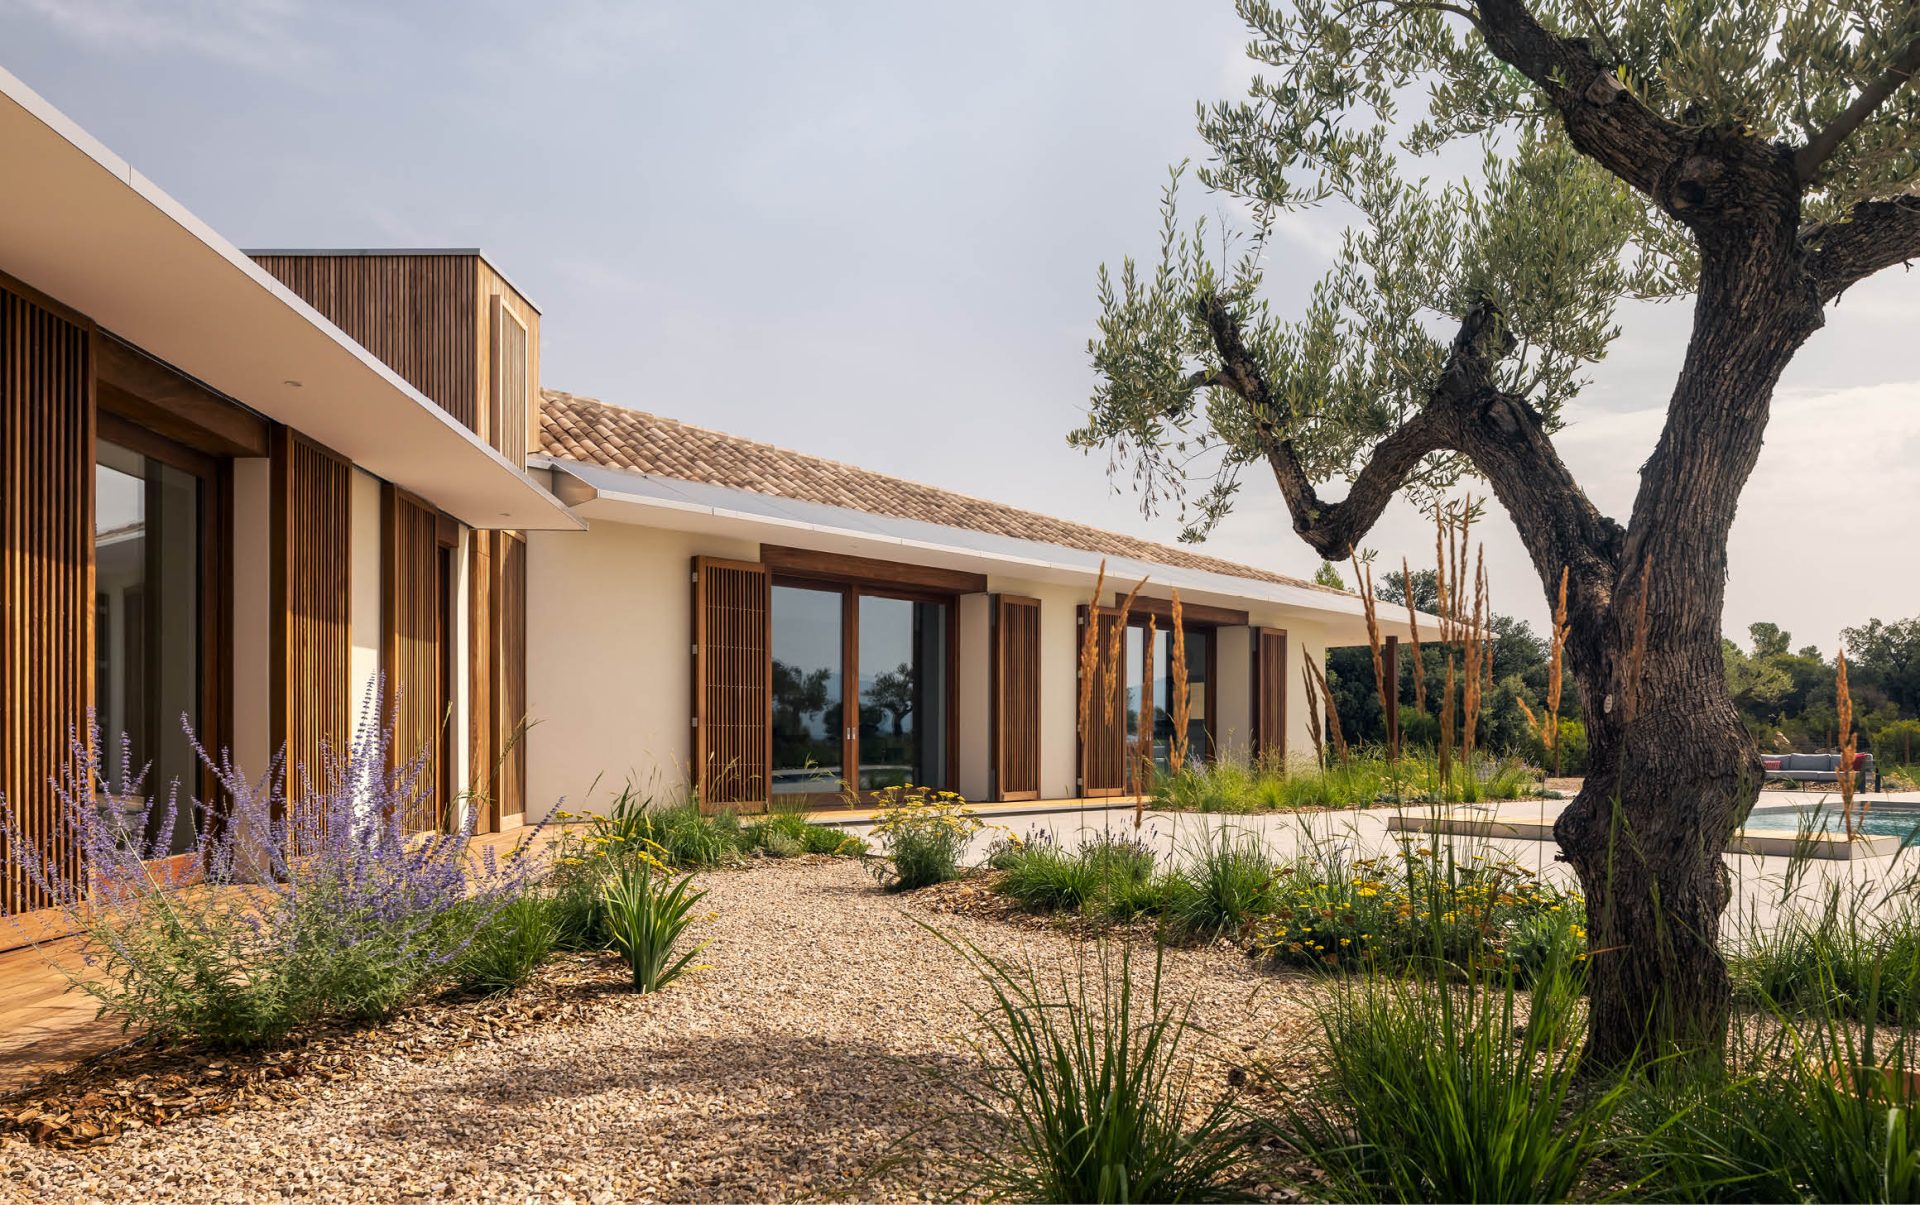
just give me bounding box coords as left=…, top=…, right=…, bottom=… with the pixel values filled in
left=94, top=441, right=202, bottom=854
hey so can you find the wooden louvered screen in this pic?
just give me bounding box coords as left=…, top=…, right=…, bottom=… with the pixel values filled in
left=252, top=254, right=480, bottom=426
left=382, top=486, right=450, bottom=831
left=468, top=530, right=495, bottom=827
left=692, top=557, right=770, bottom=812
left=488, top=296, right=529, bottom=469
left=1076, top=605, right=1127, bottom=797
left=1253, top=627, right=1289, bottom=763
left=1, top=281, right=93, bottom=917
left=991, top=595, right=1042, bottom=801
left=271, top=427, right=352, bottom=812
left=494, top=531, right=528, bottom=823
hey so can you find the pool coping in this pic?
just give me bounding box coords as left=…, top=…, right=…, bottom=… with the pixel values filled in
left=1386, top=810, right=1904, bottom=861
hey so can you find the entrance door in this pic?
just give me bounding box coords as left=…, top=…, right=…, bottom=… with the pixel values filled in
left=770, top=581, right=951, bottom=803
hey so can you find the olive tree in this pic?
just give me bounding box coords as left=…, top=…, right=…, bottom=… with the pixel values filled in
left=1076, top=0, right=1920, bottom=1066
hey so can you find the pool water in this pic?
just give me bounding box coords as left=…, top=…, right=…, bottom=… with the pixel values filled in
left=1742, top=805, right=1920, bottom=840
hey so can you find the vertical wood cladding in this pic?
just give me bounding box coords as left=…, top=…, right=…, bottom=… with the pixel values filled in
left=494, top=531, right=528, bottom=823
left=991, top=595, right=1041, bottom=801
left=252, top=254, right=481, bottom=428
left=0, top=282, right=93, bottom=916
left=479, top=264, right=538, bottom=469
left=382, top=486, right=449, bottom=831
left=692, top=557, right=770, bottom=811
left=466, top=528, right=528, bottom=831
left=468, top=530, right=495, bottom=828
left=1077, top=606, right=1127, bottom=797
left=1253, top=627, right=1289, bottom=763
left=271, top=428, right=351, bottom=808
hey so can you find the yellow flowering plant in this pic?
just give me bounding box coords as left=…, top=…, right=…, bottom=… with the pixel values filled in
left=866, top=784, right=982, bottom=891
left=1252, top=844, right=1584, bottom=980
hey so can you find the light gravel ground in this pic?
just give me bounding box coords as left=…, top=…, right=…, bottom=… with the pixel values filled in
left=1, top=859, right=1322, bottom=1205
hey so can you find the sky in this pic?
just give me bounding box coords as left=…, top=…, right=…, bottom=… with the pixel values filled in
left=3, top=0, right=1917, bottom=651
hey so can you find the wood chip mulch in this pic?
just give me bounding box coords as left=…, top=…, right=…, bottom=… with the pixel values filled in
left=0, top=950, right=628, bottom=1151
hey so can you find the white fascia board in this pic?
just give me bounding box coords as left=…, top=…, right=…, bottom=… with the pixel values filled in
left=0, top=67, right=580, bottom=532
left=540, top=457, right=1439, bottom=638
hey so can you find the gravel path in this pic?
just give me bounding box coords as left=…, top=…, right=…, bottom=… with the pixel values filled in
left=1, top=860, right=1322, bottom=1204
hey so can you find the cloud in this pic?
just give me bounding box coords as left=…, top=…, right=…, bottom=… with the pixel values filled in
left=6, top=0, right=317, bottom=71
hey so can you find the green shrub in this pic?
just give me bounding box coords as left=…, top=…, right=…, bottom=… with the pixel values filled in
left=1164, top=829, right=1277, bottom=941
left=603, top=853, right=710, bottom=993
left=1151, top=749, right=1540, bottom=814
left=546, top=846, right=614, bottom=951
left=451, top=894, right=557, bottom=995
left=944, top=937, right=1254, bottom=1202
left=1252, top=844, right=1585, bottom=981
left=743, top=807, right=866, bottom=858
left=1270, top=954, right=1619, bottom=1202
left=867, top=785, right=982, bottom=891
left=1729, top=881, right=1920, bottom=1024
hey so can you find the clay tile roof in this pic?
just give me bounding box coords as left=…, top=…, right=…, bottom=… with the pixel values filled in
left=539, top=390, right=1332, bottom=593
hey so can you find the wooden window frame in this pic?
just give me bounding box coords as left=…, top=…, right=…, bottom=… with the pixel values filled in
left=95, top=408, right=234, bottom=836
left=769, top=572, right=963, bottom=802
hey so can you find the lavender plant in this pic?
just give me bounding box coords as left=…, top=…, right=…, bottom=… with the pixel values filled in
left=1, top=689, right=543, bottom=1049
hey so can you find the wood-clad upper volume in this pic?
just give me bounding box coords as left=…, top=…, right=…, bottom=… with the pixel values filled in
left=991, top=595, right=1042, bottom=802
left=250, top=251, right=543, bottom=469
left=271, top=427, right=352, bottom=809
left=692, top=557, right=771, bottom=811
left=0, top=279, right=94, bottom=916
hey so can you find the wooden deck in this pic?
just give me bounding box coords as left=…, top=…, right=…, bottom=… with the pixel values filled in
left=0, top=824, right=553, bottom=1095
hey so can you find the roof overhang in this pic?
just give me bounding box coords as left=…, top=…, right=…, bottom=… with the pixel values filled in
left=538, top=456, right=1436, bottom=642
left=0, top=67, right=580, bottom=532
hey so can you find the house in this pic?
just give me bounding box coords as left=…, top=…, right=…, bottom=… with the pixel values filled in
left=0, top=67, right=1417, bottom=939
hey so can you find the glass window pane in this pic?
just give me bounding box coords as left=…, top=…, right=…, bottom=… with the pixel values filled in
left=771, top=584, right=844, bottom=795
left=94, top=441, right=202, bottom=854
left=856, top=595, right=949, bottom=791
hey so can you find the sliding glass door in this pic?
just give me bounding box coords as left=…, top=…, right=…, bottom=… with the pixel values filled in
left=1123, top=621, right=1214, bottom=787
left=771, top=583, right=846, bottom=798
left=771, top=581, right=952, bottom=801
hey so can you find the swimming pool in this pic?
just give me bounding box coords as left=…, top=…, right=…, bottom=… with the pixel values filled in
left=1742, top=804, right=1920, bottom=841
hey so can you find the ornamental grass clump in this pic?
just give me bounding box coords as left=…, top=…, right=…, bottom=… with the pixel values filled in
left=940, top=935, right=1255, bottom=1203
left=601, top=845, right=710, bottom=994
left=866, top=784, right=983, bottom=890
left=1269, top=947, right=1619, bottom=1203
left=1, top=697, right=540, bottom=1049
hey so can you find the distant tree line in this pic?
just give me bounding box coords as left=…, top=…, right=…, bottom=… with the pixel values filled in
left=1319, top=564, right=1920, bottom=774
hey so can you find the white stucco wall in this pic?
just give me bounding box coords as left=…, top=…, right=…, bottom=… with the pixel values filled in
left=526, top=521, right=758, bottom=817
left=524, top=517, right=1351, bottom=816
left=348, top=469, right=383, bottom=735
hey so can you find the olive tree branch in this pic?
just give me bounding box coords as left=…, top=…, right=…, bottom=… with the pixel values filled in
left=1794, top=33, right=1920, bottom=184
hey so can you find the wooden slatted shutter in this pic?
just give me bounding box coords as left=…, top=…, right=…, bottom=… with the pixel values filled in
left=488, top=296, right=529, bottom=469
left=494, top=531, right=528, bottom=823
left=382, top=486, right=449, bottom=831
left=991, top=595, right=1042, bottom=801
left=1076, top=605, right=1127, bottom=796
left=0, top=281, right=93, bottom=917
left=468, top=529, right=496, bottom=826
left=271, top=427, right=352, bottom=814
left=1253, top=627, right=1288, bottom=763
left=692, top=556, right=770, bottom=812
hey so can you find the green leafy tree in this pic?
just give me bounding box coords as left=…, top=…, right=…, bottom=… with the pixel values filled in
left=1075, top=0, right=1920, bottom=1066
left=1845, top=616, right=1920, bottom=714
left=1312, top=561, right=1346, bottom=589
